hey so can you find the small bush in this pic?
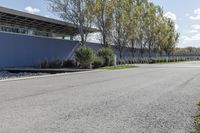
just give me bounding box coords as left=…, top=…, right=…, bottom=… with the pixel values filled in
left=93, top=57, right=104, bottom=68
left=38, top=58, right=63, bottom=68
left=39, top=59, right=49, bottom=68
left=97, top=48, right=114, bottom=66
left=48, top=59, right=63, bottom=68
left=148, top=58, right=154, bottom=64
left=118, top=58, right=126, bottom=65
left=63, top=60, right=76, bottom=68
left=75, top=47, right=95, bottom=69
left=124, top=58, right=129, bottom=64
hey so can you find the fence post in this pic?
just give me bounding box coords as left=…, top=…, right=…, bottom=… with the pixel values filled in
left=166, top=57, right=169, bottom=63
left=114, top=54, right=117, bottom=66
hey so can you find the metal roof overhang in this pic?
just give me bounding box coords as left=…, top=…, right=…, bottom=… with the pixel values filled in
left=0, top=6, right=97, bottom=36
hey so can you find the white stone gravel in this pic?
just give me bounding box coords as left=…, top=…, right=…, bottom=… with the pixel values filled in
left=0, top=71, right=47, bottom=80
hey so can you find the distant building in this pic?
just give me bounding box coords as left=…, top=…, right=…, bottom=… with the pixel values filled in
left=0, top=7, right=98, bottom=68
left=0, top=6, right=96, bottom=40
left=0, top=6, right=151, bottom=68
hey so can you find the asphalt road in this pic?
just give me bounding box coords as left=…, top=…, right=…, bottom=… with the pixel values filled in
left=1, top=62, right=200, bottom=133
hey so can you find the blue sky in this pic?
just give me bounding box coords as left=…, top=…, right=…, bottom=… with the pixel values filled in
left=150, top=0, right=200, bottom=47
left=0, top=0, right=200, bottom=47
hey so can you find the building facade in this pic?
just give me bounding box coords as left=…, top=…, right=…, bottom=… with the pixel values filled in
left=0, top=6, right=151, bottom=68
left=0, top=6, right=98, bottom=68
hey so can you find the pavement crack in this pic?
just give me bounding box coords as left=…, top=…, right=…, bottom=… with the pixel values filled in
left=178, top=73, right=200, bottom=88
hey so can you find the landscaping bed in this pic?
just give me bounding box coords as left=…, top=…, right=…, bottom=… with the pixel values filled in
left=100, top=65, right=136, bottom=70
left=0, top=71, right=47, bottom=80
left=0, top=68, right=92, bottom=80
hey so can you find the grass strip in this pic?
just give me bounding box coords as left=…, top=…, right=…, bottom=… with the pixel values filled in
left=100, top=65, right=136, bottom=70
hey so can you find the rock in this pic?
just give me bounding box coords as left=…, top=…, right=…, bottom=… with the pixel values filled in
left=0, top=71, right=47, bottom=80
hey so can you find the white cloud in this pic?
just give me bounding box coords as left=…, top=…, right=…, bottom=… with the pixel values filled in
left=181, top=34, right=200, bottom=42
left=186, top=25, right=200, bottom=34
left=164, top=12, right=177, bottom=21
left=24, top=6, right=40, bottom=14
left=164, top=12, right=179, bottom=30
left=179, top=34, right=200, bottom=47
left=191, top=25, right=200, bottom=30
left=180, top=25, right=200, bottom=47
left=189, top=8, right=200, bottom=20
left=187, top=34, right=200, bottom=41
left=175, top=24, right=179, bottom=30
left=189, top=30, right=198, bottom=33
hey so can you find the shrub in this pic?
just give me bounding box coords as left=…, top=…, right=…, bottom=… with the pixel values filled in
left=75, top=47, right=95, bottom=68
left=63, top=60, right=76, bottom=68
left=48, top=59, right=63, bottom=68
left=117, top=58, right=125, bottom=65
left=97, top=48, right=114, bottom=66
left=39, top=59, right=49, bottom=68
left=117, top=58, right=122, bottom=65
left=124, top=58, right=129, bottom=64
left=38, top=58, right=63, bottom=68
left=93, top=57, right=104, bottom=68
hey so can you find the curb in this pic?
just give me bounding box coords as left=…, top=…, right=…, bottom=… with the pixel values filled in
left=0, top=70, right=103, bottom=82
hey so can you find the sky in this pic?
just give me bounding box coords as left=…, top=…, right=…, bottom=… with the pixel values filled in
left=0, top=0, right=200, bottom=48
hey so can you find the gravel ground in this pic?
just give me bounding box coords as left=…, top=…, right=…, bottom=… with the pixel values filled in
left=0, top=71, right=47, bottom=80
left=0, top=62, right=200, bottom=133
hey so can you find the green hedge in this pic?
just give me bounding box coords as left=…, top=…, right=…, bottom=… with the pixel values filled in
left=97, top=48, right=114, bottom=66
left=75, top=47, right=95, bottom=69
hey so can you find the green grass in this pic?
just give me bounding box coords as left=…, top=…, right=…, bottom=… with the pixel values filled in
left=195, top=102, right=200, bottom=133
left=100, top=65, right=136, bottom=70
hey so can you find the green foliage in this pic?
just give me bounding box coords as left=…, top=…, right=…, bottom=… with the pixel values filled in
left=48, top=0, right=93, bottom=46
left=90, top=0, right=179, bottom=58
left=93, top=57, right=104, bottom=68
left=39, top=58, right=63, bottom=68
left=97, top=48, right=114, bottom=66
left=100, top=65, right=135, bottom=70
left=175, top=47, right=200, bottom=55
left=49, top=0, right=180, bottom=59
left=48, top=59, right=63, bottom=68
left=148, top=57, right=198, bottom=64
left=89, top=0, right=113, bottom=47
left=75, top=47, right=95, bottom=68
left=63, top=60, right=77, bottom=68
left=39, top=59, right=49, bottom=68
left=116, top=56, right=198, bottom=65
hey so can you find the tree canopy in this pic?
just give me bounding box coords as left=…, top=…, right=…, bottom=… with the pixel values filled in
left=47, top=0, right=179, bottom=57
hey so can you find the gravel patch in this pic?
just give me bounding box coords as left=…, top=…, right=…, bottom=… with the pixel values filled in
left=0, top=71, right=48, bottom=80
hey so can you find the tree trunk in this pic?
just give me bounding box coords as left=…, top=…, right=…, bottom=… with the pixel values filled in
left=148, top=43, right=151, bottom=58
left=131, top=40, right=135, bottom=58
left=167, top=53, right=170, bottom=57
left=102, top=30, right=107, bottom=47
left=160, top=51, right=163, bottom=57
left=119, top=47, right=123, bottom=58
left=140, top=45, right=143, bottom=58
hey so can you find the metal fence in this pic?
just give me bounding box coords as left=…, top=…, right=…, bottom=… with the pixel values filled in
left=117, top=56, right=200, bottom=65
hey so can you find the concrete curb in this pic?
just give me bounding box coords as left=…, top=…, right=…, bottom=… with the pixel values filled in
left=0, top=70, right=103, bottom=82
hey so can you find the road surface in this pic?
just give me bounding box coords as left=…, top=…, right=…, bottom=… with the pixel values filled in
left=1, top=62, right=200, bottom=133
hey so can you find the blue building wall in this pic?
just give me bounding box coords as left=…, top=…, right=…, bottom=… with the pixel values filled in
left=0, top=32, right=80, bottom=68
left=0, top=32, right=152, bottom=68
